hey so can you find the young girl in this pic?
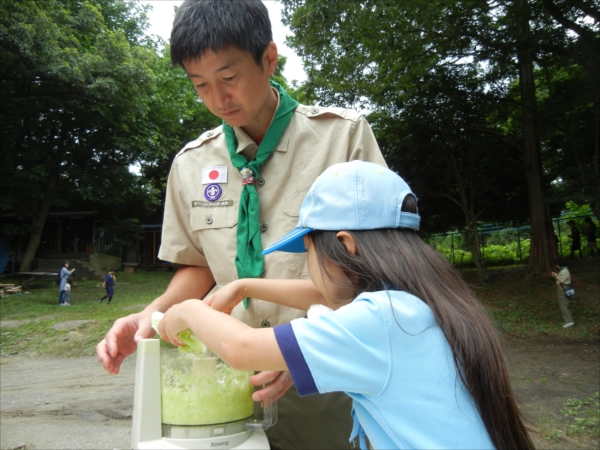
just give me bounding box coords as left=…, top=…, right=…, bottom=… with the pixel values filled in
left=158, top=161, right=534, bottom=450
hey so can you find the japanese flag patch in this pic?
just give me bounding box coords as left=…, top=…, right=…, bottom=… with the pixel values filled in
left=202, top=166, right=228, bottom=184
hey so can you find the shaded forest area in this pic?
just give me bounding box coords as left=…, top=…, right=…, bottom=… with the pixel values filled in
left=1, top=0, right=598, bottom=278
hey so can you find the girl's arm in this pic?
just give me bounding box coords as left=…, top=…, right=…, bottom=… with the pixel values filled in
left=205, top=278, right=326, bottom=314
left=158, top=299, right=287, bottom=372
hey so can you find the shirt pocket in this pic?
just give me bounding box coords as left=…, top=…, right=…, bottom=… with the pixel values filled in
left=189, top=203, right=238, bottom=231
left=282, top=192, right=306, bottom=218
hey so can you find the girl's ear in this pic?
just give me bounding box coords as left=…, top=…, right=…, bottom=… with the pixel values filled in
left=336, top=231, right=357, bottom=255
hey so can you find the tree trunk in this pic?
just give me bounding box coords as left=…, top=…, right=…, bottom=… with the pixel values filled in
left=19, top=175, right=57, bottom=272
left=446, top=155, right=489, bottom=282
left=516, top=0, right=555, bottom=277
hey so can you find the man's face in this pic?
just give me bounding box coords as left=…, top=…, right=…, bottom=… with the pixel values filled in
left=184, top=44, right=278, bottom=132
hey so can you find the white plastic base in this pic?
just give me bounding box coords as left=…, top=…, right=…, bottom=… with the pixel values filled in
left=133, top=429, right=269, bottom=449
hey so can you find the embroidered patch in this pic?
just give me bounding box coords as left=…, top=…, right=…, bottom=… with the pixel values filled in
left=192, top=200, right=233, bottom=207
left=202, top=166, right=228, bottom=184
left=204, top=184, right=223, bottom=201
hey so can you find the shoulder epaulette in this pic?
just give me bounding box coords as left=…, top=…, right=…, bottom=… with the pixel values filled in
left=174, top=125, right=223, bottom=158
left=296, top=104, right=363, bottom=122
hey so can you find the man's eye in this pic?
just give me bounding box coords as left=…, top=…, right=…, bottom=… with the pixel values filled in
left=224, top=75, right=236, bottom=82
left=196, top=83, right=207, bottom=89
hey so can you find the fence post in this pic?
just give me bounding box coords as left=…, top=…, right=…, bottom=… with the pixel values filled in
left=480, top=231, right=485, bottom=260
left=556, top=218, right=563, bottom=257
left=517, top=227, right=521, bottom=262
left=451, top=234, right=454, bottom=264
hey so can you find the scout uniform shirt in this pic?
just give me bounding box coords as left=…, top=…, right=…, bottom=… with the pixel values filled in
left=159, top=97, right=386, bottom=328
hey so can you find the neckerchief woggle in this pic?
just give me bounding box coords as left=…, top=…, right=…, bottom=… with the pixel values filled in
left=222, top=81, right=298, bottom=308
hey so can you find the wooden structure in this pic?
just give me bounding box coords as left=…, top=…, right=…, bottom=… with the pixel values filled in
left=0, top=283, right=22, bottom=297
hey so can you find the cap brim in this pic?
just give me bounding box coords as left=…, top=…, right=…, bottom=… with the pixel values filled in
left=262, top=227, right=312, bottom=255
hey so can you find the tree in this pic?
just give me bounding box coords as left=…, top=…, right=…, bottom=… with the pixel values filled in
left=280, top=0, right=598, bottom=276
left=0, top=0, right=158, bottom=271
left=372, top=68, right=529, bottom=282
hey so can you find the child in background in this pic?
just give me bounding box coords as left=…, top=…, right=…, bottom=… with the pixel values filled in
left=158, top=161, right=534, bottom=450
left=551, top=258, right=575, bottom=328
left=62, top=282, right=71, bottom=306
left=99, top=269, right=117, bottom=304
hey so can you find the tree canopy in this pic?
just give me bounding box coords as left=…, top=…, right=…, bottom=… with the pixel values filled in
left=0, top=0, right=217, bottom=270
left=280, top=0, right=599, bottom=276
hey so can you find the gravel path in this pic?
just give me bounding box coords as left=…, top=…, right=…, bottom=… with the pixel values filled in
left=1, top=337, right=598, bottom=450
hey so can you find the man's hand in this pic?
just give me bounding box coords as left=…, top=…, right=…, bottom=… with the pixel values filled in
left=250, top=370, right=294, bottom=405
left=96, top=265, right=216, bottom=375
left=96, top=310, right=155, bottom=374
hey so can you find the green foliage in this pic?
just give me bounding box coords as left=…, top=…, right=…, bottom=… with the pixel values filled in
left=561, top=392, right=600, bottom=437
left=280, top=0, right=600, bottom=275
left=0, top=0, right=160, bottom=219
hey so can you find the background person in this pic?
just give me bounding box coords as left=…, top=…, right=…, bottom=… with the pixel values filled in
left=62, top=282, right=71, bottom=306
left=58, top=261, right=75, bottom=305
left=96, top=1, right=386, bottom=448
left=99, top=268, right=117, bottom=304
left=551, top=257, right=575, bottom=328
left=158, top=161, right=534, bottom=450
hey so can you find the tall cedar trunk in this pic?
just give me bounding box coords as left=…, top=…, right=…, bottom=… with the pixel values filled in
left=593, top=100, right=600, bottom=221
left=19, top=175, right=57, bottom=272
left=516, top=0, right=556, bottom=277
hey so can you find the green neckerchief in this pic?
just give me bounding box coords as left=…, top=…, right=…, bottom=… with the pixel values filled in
left=222, top=80, right=298, bottom=308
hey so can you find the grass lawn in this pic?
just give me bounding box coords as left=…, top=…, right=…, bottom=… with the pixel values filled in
left=0, top=269, right=177, bottom=357
left=1, top=258, right=598, bottom=357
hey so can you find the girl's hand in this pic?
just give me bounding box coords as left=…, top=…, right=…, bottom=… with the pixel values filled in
left=158, top=301, right=193, bottom=345
left=204, top=280, right=245, bottom=314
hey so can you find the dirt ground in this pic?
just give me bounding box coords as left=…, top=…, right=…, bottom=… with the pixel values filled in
left=1, top=337, right=598, bottom=450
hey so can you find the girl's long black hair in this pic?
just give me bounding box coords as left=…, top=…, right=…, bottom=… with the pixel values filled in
left=309, top=195, right=534, bottom=450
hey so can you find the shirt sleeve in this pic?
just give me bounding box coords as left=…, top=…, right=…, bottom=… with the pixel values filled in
left=557, top=269, right=571, bottom=285
left=348, top=116, right=387, bottom=168
left=274, top=297, right=390, bottom=398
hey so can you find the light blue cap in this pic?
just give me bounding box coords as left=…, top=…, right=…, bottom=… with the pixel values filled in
left=263, top=161, right=420, bottom=255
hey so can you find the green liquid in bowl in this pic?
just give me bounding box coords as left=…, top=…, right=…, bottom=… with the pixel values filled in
left=161, top=349, right=254, bottom=425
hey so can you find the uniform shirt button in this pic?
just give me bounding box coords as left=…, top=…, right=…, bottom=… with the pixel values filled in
left=257, top=177, right=265, bottom=186
left=206, top=217, right=213, bottom=224
left=261, top=320, right=271, bottom=328
left=206, top=131, right=214, bottom=137
left=311, top=109, right=319, bottom=114
left=260, top=223, right=268, bottom=232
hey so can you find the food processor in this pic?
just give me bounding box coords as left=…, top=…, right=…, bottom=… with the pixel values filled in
left=131, top=338, right=276, bottom=449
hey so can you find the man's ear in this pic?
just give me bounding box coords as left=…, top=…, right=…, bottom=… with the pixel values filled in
left=264, top=42, right=278, bottom=76
left=336, top=231, right=357, bottom=255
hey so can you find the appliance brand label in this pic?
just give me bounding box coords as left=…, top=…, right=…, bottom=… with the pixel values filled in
left=211, top=442, right=229, bottom=447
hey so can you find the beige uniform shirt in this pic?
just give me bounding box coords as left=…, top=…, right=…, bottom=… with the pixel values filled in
left=159, top=102, right=386, bottom=328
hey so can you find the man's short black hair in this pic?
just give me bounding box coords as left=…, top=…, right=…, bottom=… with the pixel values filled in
left=170, top=0, right=273, bottom=67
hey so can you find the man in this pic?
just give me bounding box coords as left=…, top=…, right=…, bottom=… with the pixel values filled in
left=96, top=1, right=385, bottom=448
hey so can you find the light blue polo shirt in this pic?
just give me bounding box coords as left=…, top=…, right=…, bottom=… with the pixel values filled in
left=274, top=291, right=495, bottom=450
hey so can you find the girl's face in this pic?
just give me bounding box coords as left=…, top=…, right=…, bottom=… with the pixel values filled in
left=304, top=235, right=354, bottom=310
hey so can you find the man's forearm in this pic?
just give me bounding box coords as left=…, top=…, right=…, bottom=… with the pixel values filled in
left=147, top=265, right=216, bottom=313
